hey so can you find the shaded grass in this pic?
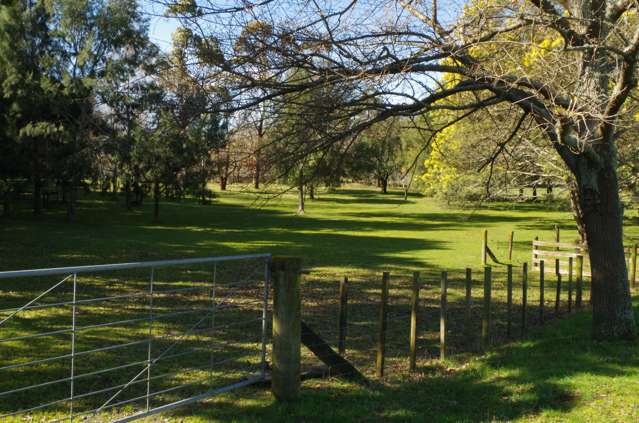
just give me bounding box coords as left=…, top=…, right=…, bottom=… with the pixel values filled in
left=166, top=303, right=639, bottom=423
left=1, top=184, right=638, bottom=421
left=6, top=183, right=637, bottom=274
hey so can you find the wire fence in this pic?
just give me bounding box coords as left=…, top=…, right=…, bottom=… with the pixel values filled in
left=299, top=264, right=592, bottom=379
left=0, top=254, right=598, bottom=419
left=0, top=254, right=271, bottom=422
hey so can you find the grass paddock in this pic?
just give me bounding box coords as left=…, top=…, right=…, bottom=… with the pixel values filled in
left=1, top=184, right=638, bottom=422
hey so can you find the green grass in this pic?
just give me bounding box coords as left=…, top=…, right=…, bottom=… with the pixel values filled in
left=6, top=183, right=637, bottom=274
left=172, top=305, right=639, bottom=423
left=1, top=184, right=638, bottom=422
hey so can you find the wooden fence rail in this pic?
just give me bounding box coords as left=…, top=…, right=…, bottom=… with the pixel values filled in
left=532, top=239, right=638, bottom=284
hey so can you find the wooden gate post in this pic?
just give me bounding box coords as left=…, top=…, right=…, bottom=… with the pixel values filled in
left=271, top=257, right=302, bottom=401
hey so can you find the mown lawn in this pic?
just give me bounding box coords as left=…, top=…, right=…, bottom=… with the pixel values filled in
left=5, top=184, right=637, bottom=274
left=1, top=184, right=638, bottom=422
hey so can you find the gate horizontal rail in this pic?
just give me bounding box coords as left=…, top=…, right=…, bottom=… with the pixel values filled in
left=0, top=253, right=272, bottom=422
left=0, top=253, right=271, bottom=279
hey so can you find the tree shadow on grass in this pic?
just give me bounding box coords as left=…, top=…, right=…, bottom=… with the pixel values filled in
left=341, top=210, right=539, bottom=226
left=0, top=197, right=453, bottom=272
left=168, top=304, right=639, bottom=422
left=0, top=188, right=584, bottom=274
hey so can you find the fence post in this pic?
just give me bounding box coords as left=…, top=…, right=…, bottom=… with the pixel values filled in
left=555, top=273, right=562, bottom=316
left=376, top=272, right=389, bottom=378
left=465, top=268, right=472, bottom=336
left=632, top=243, right=637, bottom=289
left=521, top=262, right=528, bottom=338
left=338, top=276, right=348, bottom=355
left=271, top=257, right=302, bottom=402
left=440, top=271, right=448, bottom=360
left=507, top=264, right=513, bottom=338
left=555, top=224, right=560, bottom=275
left=568, top=257, right=573, bottom=312
left=508, top=231, right=514, bottom=262
left=482, top=229, right=488, bottom=265
left=533, top=236, right=539, bottom=269
left=409, top=271, right=420, bottom=372
left=576, top=255, right=583, bottom=310
left=539, top=260, right=545, bottom=324
left=482, top=266, right=492, bottom=350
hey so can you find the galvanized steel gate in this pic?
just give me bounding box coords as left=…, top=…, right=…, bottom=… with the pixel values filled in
left=0, top=254, right=271, bottom=422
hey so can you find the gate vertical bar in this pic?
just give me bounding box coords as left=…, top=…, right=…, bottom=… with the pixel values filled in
left=338, top=276, right=348, bottom=356
left=261, top=258, right=270, bottom=378
left=409, top=271, right=420, bottom=372
left=440, top=271, right=448, bottom=361
left=376, top=272, right=389, bottom=377
left=209, top=263, right=217, bottom=386
left=70, top=273, right=78, bottom=422
left=146, top=268, right=155, bottom=411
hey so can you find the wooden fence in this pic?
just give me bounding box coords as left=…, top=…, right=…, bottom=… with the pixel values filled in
left=532, top=238, right=638, bottom=284
left=480, top=227, right=638, bottom=286
left=299, top=262, right=590, bottom=382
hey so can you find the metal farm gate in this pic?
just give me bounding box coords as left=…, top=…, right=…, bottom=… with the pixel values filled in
left=0, top=254, right=271, bottom=422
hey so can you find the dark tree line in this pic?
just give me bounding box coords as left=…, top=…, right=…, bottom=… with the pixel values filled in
left=0, top=0, right=229, bottom=221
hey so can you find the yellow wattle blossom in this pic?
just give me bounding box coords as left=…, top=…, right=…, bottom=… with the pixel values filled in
left=421, top=126, right=459, bottom=192
left=522, top=36, right=563, bottom=67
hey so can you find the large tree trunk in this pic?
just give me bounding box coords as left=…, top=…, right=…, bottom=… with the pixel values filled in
left=217, top=148, right=230, bottom=191
left=580, top=168, right=636, bottom=340
left=380, top=177, right=388, bottom=194
left=569, top=182, right=587, bottom=244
